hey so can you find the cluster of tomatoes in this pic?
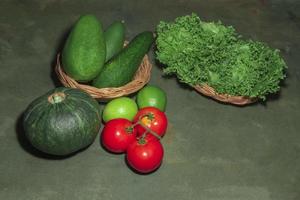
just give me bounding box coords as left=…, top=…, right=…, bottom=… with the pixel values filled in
left=101, top=106, right=168, bottom=174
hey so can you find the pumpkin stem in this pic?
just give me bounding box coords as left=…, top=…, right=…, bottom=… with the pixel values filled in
left=48, top=92, right=66, bottom=104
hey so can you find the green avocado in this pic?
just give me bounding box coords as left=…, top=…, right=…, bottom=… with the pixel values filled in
left=104, top=21, right=126, bottom=62
left=92, top=31, right=154, bottom=88
left=62, top=15, right=106, bottom=82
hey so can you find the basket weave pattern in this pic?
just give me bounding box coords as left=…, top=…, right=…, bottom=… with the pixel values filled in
left=194, top=84, right=257, bottom=105
left=55, top=53, right=152, bottom=100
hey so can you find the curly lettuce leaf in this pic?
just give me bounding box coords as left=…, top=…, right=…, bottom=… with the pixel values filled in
left=156, top=13, right=287, bottom=100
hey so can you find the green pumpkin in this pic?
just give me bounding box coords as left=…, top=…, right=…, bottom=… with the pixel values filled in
left=23, top=87, right=101, bottom=156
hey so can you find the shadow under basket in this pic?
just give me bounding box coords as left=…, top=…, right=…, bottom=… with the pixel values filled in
left=55, top=54, right=152, bottom=101
left=193, top=84, right=257, bottom=106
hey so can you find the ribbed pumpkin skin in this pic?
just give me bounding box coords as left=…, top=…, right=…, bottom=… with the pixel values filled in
left=23, top=87, right=101, bottom=156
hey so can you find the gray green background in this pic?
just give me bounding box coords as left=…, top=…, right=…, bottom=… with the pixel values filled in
left=0, top=0, right=299, bottom=199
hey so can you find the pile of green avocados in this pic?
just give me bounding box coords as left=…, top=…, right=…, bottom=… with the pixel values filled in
left=62, top=14, right=154, bottom=88
left=23, top=14, right=155, bottom=157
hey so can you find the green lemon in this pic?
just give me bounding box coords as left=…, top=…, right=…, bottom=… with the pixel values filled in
left=136, top=85, right=167, bottom=111
left=102, top=97, right=138, bottom=122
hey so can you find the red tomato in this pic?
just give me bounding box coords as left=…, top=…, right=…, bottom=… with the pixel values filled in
left=133, top=107, right=168, bottom=141
left=101, top=118, right=137, bottom=153
left=126, top=138, right=164, bottom=173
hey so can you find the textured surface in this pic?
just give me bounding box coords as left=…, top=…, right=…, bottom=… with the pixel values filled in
left=92, top=31, right=154, bottom=88
left=23, top=87, right=101, bottom=155
left=62, top=14, right=106, bottom=81
left=0, top=0, right=299, bottom=200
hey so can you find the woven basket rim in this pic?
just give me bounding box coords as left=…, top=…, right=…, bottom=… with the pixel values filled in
left=55, top=52, right=152, bottom=100
left=194, top=84, right=257, bottom=105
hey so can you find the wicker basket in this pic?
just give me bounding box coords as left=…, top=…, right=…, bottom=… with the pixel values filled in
left=194, top=84, right=257, bottom=106
left=55, top=52, right=152, bottom=101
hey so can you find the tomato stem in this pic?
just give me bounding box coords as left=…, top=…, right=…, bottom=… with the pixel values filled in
left=138, top=136, right=146, bottom=145
left=131, top=114, right=162, bottom=140
left=140, top=123, right=161, bottom=140
left=131, top=113, right=153, bottom=128
left=125, top=126, right=133, bottom=134
left=145, top=112, right=154, bottom=120
left=131, top=114, right=146, bottom=128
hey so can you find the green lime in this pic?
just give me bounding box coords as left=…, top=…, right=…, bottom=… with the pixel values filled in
left=136, top=85, right=167, bottom=112
left=102, top=97, right=138, bottom=122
